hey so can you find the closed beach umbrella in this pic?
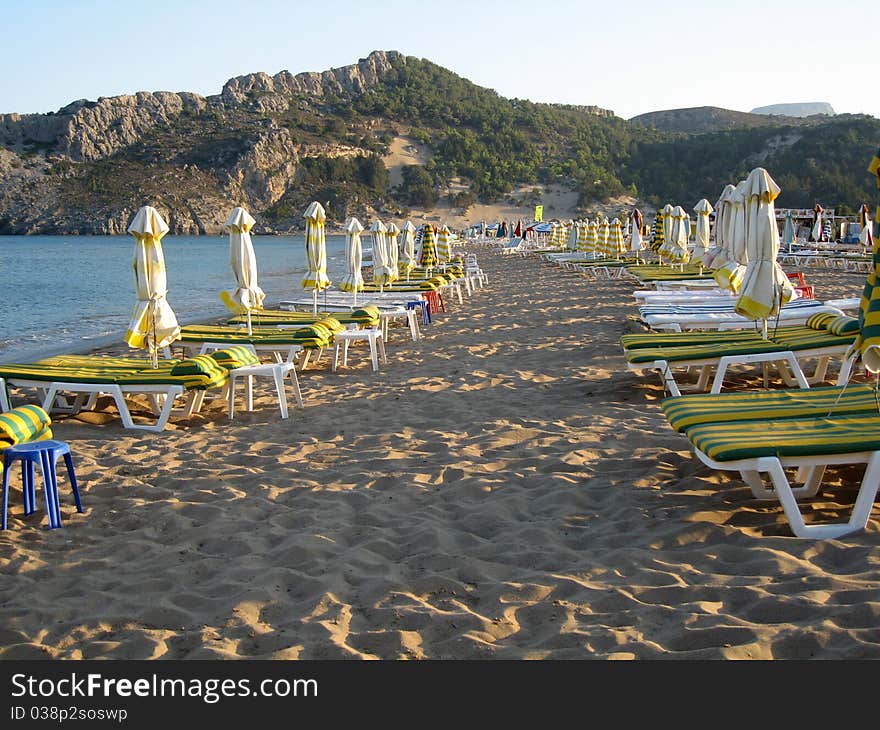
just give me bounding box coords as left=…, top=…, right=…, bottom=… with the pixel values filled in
left=608, top=218, right=625, bottom=258
left=734, top=167, right=796, bottom=328
left=566, top=222, right=579, bottom=251
left=124, top=206, right=180, bottom=368
left=577, top=221, right=590, bottom=253
left=668, top=205, right=691, bottom=263
left=661, top=203, right=675, bottom=254
left=598, top=218, right=611, bottom=257
left=386, top=221, right=400, bottom=281
left=859, top=203, right=874, bottom=249
left=339, top=216, right=365, bottom=306
left=649, top=210, right=663, bottom=253
left=705, top=183, right=735, bottom=268
left=586, top=220, right=599, bottom=255
left=371, top=219, right=394, bottom=290
left=301, top=201, right=330, bottom=313
left=629, top=209, right=644, bottom=254
left=419, top=223, right=437, bottom=269
left=693, top=199, right=713, bottom=259
left=400, top=220, right=417, bottom=279
left=781, top=209, right=796, bottom=253
left=220, top=206, right=264, bottom=335
left=436, top=224, right=453, bottom=263
left=714, top=180, right=748, bottom=293
left=811, top=203, right=824, bottom=242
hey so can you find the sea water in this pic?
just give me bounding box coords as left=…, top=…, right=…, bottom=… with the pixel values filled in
left=0, top=234, right=350, bottom=363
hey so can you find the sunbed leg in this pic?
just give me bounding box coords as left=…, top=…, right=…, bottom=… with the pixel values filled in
left=696, top=365, right=713, bottom=391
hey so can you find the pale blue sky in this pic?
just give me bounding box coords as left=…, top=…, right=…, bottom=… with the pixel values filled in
left=3, top=0, right=878, bottom=120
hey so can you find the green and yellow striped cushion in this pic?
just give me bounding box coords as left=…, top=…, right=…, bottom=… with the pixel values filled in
left=0, top=405, right=53, bottom=448
left=625, top=339, right=790, bottom=364
left=662, top=384, right=880, bottom=433
left=169, top=355, right=230, bottom=389
left=805, top=312, right=838, bottom=330
left=621, top=327, right=807, bottom=351
left=827, top=315, right=860, bottom=335
left=210, top=346, right=261, bottom=369
left=687, top=412, right=880, bottom=461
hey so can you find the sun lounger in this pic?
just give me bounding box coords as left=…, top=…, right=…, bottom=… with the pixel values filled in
left=639, top=297, right=848, bottom=331
left=177, top=321, right=345, bottom=368
left=623, top=314, right=859, bottom=396
left=0, top=355, right=229, bottom=432
left=672, top=410, right=880, bottom=538
left=0, top=348, right=300, bottom=431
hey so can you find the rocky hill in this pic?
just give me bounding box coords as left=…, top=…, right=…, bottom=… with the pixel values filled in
left=750, top=102, right=836, bottom=117
left=629, top=106, right=812, bottom=134
left=0, top=52, right=876, bottom=235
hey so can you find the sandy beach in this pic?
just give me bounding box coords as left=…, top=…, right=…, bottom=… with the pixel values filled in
left=2, top=247, right=879, bottom=660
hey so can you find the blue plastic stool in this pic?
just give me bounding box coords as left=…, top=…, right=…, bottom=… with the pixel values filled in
left=2, top=440, right=83, bottom=530
left=406, top=299, right=431, bottom=325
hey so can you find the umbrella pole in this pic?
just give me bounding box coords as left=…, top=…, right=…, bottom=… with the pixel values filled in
left=312, top=289, right=317, bottom=315
left=246, top=309, right=252, bottom=336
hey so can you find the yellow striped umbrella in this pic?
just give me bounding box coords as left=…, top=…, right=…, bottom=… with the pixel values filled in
left=419, top=224, right=437, bottom=268
left=608, top=218, right=625, bottom=258
left=587, top=220, right=599, bottom=255
left=436, top=224, right=453, bottom=263
left=220, top=206, right=264, bottom=334
left=599, top=218, right=611, bottom=257
left=124, top=205, right=180, bottom=368
left=576, top=221, right=590, bottom=253
left=301, top=201, right=330, bottom=313
left=371, top=219, right=395, bottom=290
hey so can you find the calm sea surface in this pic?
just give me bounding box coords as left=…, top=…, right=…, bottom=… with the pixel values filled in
left=0, top=234, right=351, bottom=363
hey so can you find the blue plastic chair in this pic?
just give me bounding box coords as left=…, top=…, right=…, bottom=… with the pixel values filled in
left=2, top=440, right=83, bottom=529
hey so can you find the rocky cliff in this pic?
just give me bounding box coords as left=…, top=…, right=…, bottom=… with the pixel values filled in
left=0, top=51, right=406, bottom=234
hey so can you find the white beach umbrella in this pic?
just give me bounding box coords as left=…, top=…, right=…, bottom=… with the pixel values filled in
left=371, top=219, right=394, bottom=290
left=386, top=221, right=400, bottom=280
left=667, top=206, right=691, bottom=263
left=734, top=167, right=796, bottom=331
left=714, top=180, right=748, bottom=293
left=858, top=204, right=874, bottom=250
left=660, top=203, right=675, bottom=257
left=301, top=200, right=331, bottom=314
left=124, top=205, right=180, bottom=368
left=220, top=206, right=264, bottom=335
left=400, top=220, right=417, bottom=280
left=811, top=204, right=824, bottom=242
left=781, top=210, right=796, bottom=253
left=704, top=184, right=735, bottom=268
left=339, top=216, right=365, bottom=307
left=566, top=222, right=579, bottom=251
left=628, top=209, right=644, bottom=254
left=693, top=199, right=713, bottom=260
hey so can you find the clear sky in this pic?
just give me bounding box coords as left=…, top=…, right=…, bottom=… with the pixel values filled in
left=3, top=0, right=878, bottom=121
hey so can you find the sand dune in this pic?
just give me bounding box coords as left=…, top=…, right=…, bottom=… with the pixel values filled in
left=1, top=248, right=878, bottom=660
